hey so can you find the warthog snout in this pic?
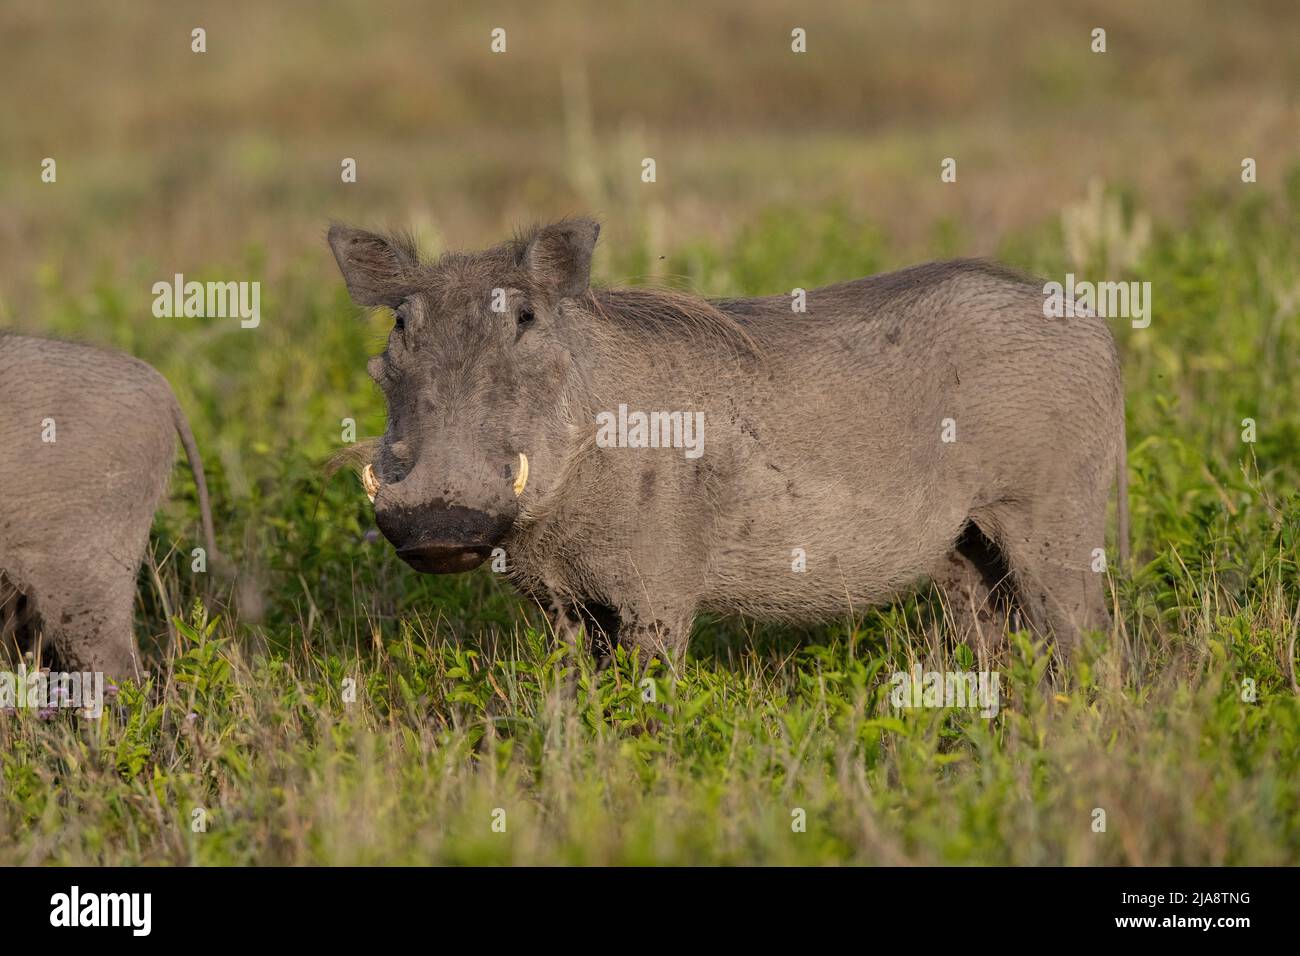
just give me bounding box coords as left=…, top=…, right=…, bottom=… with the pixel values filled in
left=366, top=459, right=523, bottom=574
left=373, top=498, right=512, bottom=574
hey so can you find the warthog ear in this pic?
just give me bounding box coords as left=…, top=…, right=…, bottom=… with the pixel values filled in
left=521, top=218, right=600, bottom=299
left=328, top=223, right=417, bottom=307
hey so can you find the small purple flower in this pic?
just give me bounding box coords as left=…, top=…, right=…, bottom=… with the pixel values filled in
left=364, top=528, right=381, bottom=544
left=1, top=707, right=16, bottom=717
left=186, top=712, right=199, bottom=724
left=104, top=685, right=120, bottom=698
left=37, top=708, right=57, bottom=720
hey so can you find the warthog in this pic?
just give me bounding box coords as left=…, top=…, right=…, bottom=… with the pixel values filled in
left=329, top=219, right=1127, bottom=663
left=0, top=334, right=217, bottom=679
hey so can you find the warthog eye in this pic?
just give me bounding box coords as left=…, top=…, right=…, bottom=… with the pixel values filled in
left=517, top=307, right=535, bottom=328
left=393, top=303, right=407, bottom=331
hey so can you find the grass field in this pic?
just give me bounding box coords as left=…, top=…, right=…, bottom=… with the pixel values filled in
left=1, top=1, right=1298, bottom=865
left=3, top=183, right=1299, bottom=864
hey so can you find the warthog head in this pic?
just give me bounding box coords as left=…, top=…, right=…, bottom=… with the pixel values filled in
left=328, top=219, right=599, bottom=573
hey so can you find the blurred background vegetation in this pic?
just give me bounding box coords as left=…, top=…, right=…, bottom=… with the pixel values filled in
left=2, top=0, right=1298, bottom=287
left=1, top=0, right=1298, bottom=864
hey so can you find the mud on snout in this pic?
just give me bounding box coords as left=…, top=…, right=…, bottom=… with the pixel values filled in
left=329, top=443, right=529, bottom=574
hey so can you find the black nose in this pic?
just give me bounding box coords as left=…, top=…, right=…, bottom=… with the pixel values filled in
left=375, top=502, right=510, bottom=575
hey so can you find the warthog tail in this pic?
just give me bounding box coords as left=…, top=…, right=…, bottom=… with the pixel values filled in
left=1117, top=412, right=1130, bottom=567
left=171, top=400, right=217, bottom=565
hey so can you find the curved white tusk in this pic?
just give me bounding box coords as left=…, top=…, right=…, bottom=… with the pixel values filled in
left=362, top=463, right=381, bottom=503
left=513, top=453, right=529, bottom=496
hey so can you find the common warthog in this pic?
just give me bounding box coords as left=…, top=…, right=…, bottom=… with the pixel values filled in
left=0, top=334, right=217, bottom=679
left=329, top=219, right=1127, bottom=663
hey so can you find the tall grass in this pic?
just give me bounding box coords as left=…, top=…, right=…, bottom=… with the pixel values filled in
left=2, top=175, right=1298, bottom=864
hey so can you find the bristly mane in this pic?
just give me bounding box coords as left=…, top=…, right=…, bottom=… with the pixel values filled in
left=382, top=228, right=421, bottom=267
left=584, top=287, right=761, bottom=358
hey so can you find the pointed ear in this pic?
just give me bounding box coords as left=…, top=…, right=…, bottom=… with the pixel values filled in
left=327, top=223, right=417, bottom=307
left=521, top=219, right=600, bottom=299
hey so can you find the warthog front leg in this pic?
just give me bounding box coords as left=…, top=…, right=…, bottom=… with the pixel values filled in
left=614, top=606, right=695, bottom=673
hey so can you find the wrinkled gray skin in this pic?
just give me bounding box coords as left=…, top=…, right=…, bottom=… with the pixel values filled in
left=0, top=334, right=216, bottom=680
left=329, top=219, right=1127, bottom=666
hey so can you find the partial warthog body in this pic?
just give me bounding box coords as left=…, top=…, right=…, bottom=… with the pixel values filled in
left=0, top=334, right=216, bottom=679
left=329, top=219, right=1127, bottom=663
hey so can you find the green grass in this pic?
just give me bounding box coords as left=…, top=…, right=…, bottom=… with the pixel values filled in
left=2, top=177, right=1299, bottom=865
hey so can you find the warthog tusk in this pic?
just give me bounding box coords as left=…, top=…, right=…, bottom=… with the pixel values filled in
left=513, top=453, right=529, bottom=496
left=362, top=463, right=381, bottom=503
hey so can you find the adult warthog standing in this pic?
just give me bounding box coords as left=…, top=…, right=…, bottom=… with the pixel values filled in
left=329, top=219, right=1127, bottom=664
